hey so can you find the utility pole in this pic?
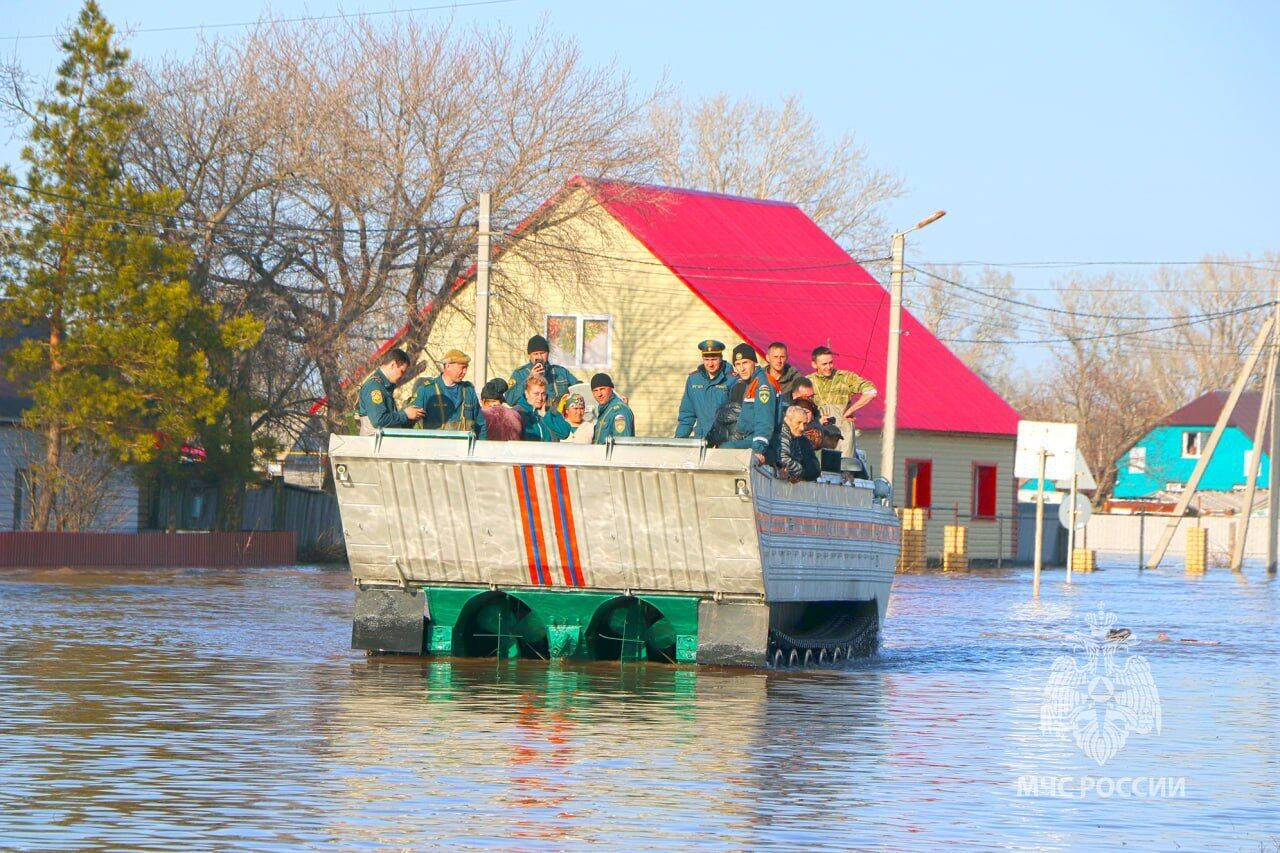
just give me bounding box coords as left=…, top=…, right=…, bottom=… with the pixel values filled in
left=1146, top=317, right=1274, bottom=569
left=474, top=193, right=492, bottom=384
left=883, top=230, right=905, bottom=488
left=1231, top=326, right=1276, bottom=572
left=1066, top=470, right=1079, bottom=583
left=1033, top=449, right=1046, bottom=598
left=1269, top=280, right=1280, bottom=574
left=883, top=210, right=944, bottom=490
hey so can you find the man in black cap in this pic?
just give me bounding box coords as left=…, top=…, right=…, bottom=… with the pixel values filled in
left=675, top=339, right=737, bottom=440
left=719, top=343, right=777, bottom=460
left=590, top=373, right=634, bottom=443
left=504, top=334, right=580, bottom=406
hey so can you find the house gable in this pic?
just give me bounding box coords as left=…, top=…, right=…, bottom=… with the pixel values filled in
left=421, top=187, right=740, bottom=436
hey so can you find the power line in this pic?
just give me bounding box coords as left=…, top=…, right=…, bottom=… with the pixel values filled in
left=908, top=263, right=1269, bottom=324
left=937, top=301, right=1274, bottom=346
left=0, top=0, right=520, bottom=42
left=918, top=258, right=1280, bottom=274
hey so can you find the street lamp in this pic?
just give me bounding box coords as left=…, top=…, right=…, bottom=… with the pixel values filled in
left=881, top=210, right=946, bottom=494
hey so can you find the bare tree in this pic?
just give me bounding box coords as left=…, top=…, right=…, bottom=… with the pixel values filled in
left=648, top=93, right=904, bottom=260
left=1013, top=278, right=1191, bottom=500
left=912, top=265, right=1022, bottom=394
left=129, top=17, right=660, bottom=451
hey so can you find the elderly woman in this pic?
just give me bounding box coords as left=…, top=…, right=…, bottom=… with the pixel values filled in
left=514, top=374, right=571, bottom=442
left=559, top=393, right=595, bottom=444
left=767, top=405, right=821, bottom=482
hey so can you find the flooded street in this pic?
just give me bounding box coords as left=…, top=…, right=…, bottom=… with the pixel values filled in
left=1, top=562, right=1276, bottom=851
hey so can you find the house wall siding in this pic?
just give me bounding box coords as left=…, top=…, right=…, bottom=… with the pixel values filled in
left=0, top=425, right=139, bottom=532
left=1114, top=425, right=1268, bottom=498
left=419, top=190, right=742, bottom=437
left=859, top=430, right=1017, bottom=560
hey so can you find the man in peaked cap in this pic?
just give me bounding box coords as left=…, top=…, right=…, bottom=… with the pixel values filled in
left=504, top=334, right=581, bottom=406
left=718, top=343, right=777, bottom=461
left=590, top=373, right=635, bottom=444
left=412, top=348, right=487, bottom=438
left=675, top=338, right=737, bottom=440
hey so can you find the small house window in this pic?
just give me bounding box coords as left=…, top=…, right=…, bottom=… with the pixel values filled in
left=904, top=459, right=932, bottom=509
left=1182, top=431, right=1203, bottom=459
left=972, top=463, right=998, bottom=520
left=546, top=315, right=611, bottom=368
left=1128, top=447, right=1146, bottom=474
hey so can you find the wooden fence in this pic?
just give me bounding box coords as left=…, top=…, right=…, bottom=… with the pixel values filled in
left=0, top=531, right=295, bottom=568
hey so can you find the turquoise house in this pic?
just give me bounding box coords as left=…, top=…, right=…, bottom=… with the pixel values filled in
left=1114, top=391, right=1270, bottom=498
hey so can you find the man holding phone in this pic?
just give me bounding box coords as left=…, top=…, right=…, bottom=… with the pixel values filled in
left=504, top=334, right=581, bottom=406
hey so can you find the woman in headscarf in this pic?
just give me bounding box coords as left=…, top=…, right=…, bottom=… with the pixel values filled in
left=559, top=392, right=594, bottom=444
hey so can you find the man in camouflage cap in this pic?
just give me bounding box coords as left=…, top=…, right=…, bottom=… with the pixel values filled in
left=412, top=349, right=487, bottom=439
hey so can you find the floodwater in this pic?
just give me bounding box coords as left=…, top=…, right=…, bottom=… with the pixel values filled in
left=0, top=562, right=1276, bottom=851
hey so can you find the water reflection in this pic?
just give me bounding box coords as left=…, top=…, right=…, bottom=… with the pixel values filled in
left=0, top=564, right=1276, bottom=849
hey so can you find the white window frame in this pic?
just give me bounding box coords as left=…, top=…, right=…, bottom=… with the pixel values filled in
left=1181, top=431, right=1204, bottom=459
left=1128, top=447, right=1147, bottom=474
left=545, top=314, right=612, bottom=368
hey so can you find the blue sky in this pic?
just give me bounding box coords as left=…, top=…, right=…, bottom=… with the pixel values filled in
left=3, top=0, right=1278, bottom=283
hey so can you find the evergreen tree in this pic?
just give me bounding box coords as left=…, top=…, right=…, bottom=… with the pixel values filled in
left=0, top=1, right=258, bottom=531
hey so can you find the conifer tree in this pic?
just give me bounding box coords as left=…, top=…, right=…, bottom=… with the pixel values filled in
left=0, top=1, right=258, bottom=530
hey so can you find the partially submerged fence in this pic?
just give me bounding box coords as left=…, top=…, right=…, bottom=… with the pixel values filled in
left=243, top=483, right=344, bottom=561
left=0, top=531, right=295, bottom=568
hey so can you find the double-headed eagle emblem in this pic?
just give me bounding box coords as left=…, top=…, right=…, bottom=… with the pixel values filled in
left=1041, top=606, right=1162, bottom=766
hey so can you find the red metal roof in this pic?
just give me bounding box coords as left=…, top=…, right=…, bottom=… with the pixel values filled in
left=586, top=179, right=1020, bottom=436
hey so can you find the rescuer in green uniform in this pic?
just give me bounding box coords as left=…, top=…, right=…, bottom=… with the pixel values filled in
left=504, top=334, right=581, bottom=406
left=590, top=373, right=635, bottom=444
left=412, top=349, right=487, bottom=439
left=675, top=339, right=737, bottom=440
left=718, top=343, right=777, bottom=460
left=356, top=348, right=424, bottom=434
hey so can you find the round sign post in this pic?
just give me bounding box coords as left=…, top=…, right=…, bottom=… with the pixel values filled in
left=1057, top=493, right=1092, bottom=531
left=1059, top=467, right=1090, bottom=582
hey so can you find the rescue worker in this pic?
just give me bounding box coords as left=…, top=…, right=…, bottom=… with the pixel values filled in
left=515, top=374, right=571, bottom=442
left=356, top=348, right=424, bottom=435
left=765, top=341, right=804, bottom=398
left=675, top=339, right=737, bottom=440
left=808, top=345, right=877, bottom=455
left=719, top=344, right=777, bottom=460
left=504, top=334, right=580, bottom=406
left=590, top=373, right=635, bottom=443
left=412, top=349, right=487, bottom=438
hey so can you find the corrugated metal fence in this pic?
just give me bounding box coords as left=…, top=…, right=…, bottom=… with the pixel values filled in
left=243, top=484, right=345, bottom=561
left=0, top=531, right=295, bottom=568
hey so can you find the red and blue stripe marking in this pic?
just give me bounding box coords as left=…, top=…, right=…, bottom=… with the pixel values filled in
left=511, top=465, right=585, bottom=587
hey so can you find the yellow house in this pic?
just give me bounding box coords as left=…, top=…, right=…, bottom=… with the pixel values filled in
left=382, top=178, right=1021, bottom=560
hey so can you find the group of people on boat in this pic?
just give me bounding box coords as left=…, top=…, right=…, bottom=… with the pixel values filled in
left=355, top=333, right=877, bottom=482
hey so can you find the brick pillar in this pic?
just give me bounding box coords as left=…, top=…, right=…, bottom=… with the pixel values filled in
left=943, top=524, right=968, bottom=571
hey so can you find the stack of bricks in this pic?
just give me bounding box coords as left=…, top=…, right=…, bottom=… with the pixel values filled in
left=943, top=525, right=968, bottom=572
left=1071, top=549, right=1097, bottom=573
left=897, top=507, right=927, bottom=572
left=1186, top=527, right=1208, bottom=574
